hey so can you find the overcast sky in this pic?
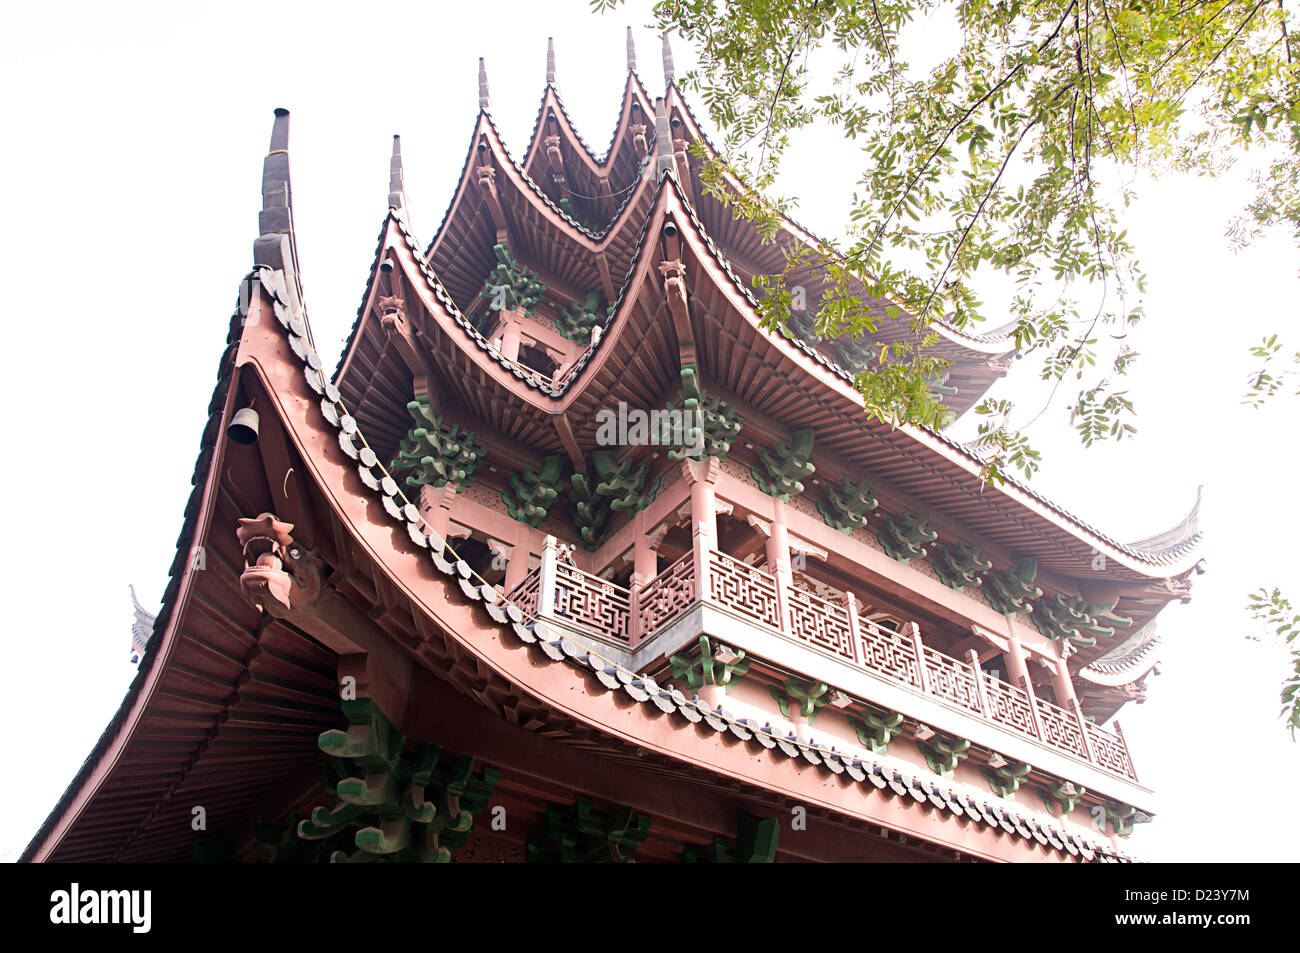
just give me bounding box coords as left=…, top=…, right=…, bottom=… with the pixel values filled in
left=2, top=0, right=1296, bottom=862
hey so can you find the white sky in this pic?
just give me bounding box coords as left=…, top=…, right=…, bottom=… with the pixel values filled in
left=1, top=0, right=1296, bottom=862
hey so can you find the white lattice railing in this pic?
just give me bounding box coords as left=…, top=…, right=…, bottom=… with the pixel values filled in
left=552, top=562, right=631, bottom=645
left=505, top=566, right=541, bottom=619
left=1035, top=696, right=1089, bottom=759
left=982, top=672, right=1037, bottom=738
left=787, top=587, right=856, bottom=662
left=1087, top=722, right=1137, bottom=781
left=519, top=536, right=1139, bottom=782
left=922, top=647, right=984, bottom=714
left=637, top=551, right=697, bottom=639
left=706, top=550, right=780, bottom=629
left=857, top=618, right=923, bottom=689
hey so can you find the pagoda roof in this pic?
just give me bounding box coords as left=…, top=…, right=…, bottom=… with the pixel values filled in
left=26, top=77, right=1193, bottom=862
left=24, top=256, right=1135, bottom=863
left=336, top=153, right=1201, bottom=589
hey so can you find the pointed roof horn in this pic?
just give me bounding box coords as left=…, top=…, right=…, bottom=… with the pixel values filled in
left=546, top=37, right=556, bottom=86
left=258, top=108, right=292, bottom=238
left=479, top=57, right=490, bottom=109
left=627, top=26, right=637, bottom=73
left=253, top=107, right=302, bottom=309
left=388, top=134, right=405, bottom=210
left=661, top=32, right=675, bottom=86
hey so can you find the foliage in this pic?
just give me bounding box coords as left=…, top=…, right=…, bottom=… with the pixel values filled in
left=1247, top=586, right=1300, bottom=739
left=595, top=0, right=1300, bottom=482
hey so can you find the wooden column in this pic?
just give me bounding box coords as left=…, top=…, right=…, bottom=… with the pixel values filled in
left=498, top=311, right=524, bottom=362
left=967, top=649, right=992, bottom=717
left=536, top=534, right=559, bottom=619
left=1053, top=655, right=1079, bottom=707
left=766, top=498, right=793, bottom=633
left=419, top=483, right=455, bottom=548
left=627, top=511, right=659, bottom=646
left=843, top=591, right=862, bottom=665
left=683, top=458, right=720, bottom=601
left=906, top=621, right=930, bottom=694
left=1006, top=617, right=1044, bottom=739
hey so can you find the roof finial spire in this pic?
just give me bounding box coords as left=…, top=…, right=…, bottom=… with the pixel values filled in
left=388, top=134, right=405, bottom=210
left=479, top=57, right=490, bottom=109
left=661, top=32, right=675, bottom=87
left=627, top=26, right=637, bottom=73
left=546, top=37, right=556, bottom=86
left=253, top=108, right=300, bottom=303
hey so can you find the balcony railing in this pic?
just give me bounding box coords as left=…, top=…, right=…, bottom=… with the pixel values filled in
left=512, top=537, right=1138, bottom=783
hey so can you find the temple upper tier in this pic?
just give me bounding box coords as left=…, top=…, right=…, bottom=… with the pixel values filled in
left=26, top=33, right=1199, bottom=864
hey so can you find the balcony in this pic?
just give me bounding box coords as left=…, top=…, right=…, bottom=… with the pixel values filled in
left=507, top=536, right=1140, bottom=793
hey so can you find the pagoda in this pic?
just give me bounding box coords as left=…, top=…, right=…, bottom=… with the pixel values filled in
left=24, top=33, right=1201, bottom=864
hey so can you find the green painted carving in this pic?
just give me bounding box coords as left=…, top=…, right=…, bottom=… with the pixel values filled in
left=876, top=511, right=938, bottom=563
left=931, top=539, right=992, bottom=591
left=503, top=454, right=564, bottom=527
left=1034, top=593, right=1133, bottom=648
left=391, top=395, right=485, bottom=490
left=832, top=335, right=874, bottom=374
left=526, top=796, right=652, bottom=862
left=555, top=291, right=603, bottom=344
left=479, top=242, right=546, bottom=317
left=850, top=704, right=905, bottom=755
left=983, top=557, right=1043, bottom=615
left=1100, top=801, right=1150, bottom=837
left=917, top=732, right=970, bottom=778
left=568, top=471, right=611, bottom=551
left=751, top=428, right=815, bottom=501
left=679, top=813, right=779, bottom=863
left=592, top=449, right=661, bottom=513
left=664, top=365, right=743, bottom=462
left=769, top=678, right=830, bottom=723
left=816, top=476, right=878, bottom=534
left=289, top=699, right=500, bottom=863
left=983, top=759, right=1032, bottom=798
left=669, top=635, right=749, bottom=694
left=1038, top=779, right=1087, bottom=816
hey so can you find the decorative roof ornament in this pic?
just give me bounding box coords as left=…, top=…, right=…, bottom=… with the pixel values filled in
left=917, top=731, right=970, bottom=778
left=569, top=471, right=611, bottom=550
left=296, top=698, right=502, bottom=862
left=817, top=476, right=878, bottom=534
left=983, top=557, right=1042, bottom=615
left=387, top=134, right=405, bottom=211
left=252, top=108, right=302, bottom=313
left=503, top=454, right=565, bottom=526
left=128, top=585, right=155, bottom=665
left=661, top=32, right=675, bottom=86
left=593, top=449, right=661, bottom=513
left=931, top=539, right=992, bottom=591
left=391, top=395, right=485, bottom=490
left=546, top=37, right=556, bottom=86
left=984, top=759, right=1032, bottom=797
left=555, top=291, right=603, bottom=344
left=751, top=428, right=815, bottom=501
left=669, top=635, right=750, bottom=694
left=478, top=57, right=490, bottom=110
left=664, top=365, right=743, bottom=462
left=877, top=511, right=937, bottom=563
left=850, top=705, right=904, bottom=754
left=527, top=796, right=653, bottom=863
left=626, top=26, right=637, bottom=73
